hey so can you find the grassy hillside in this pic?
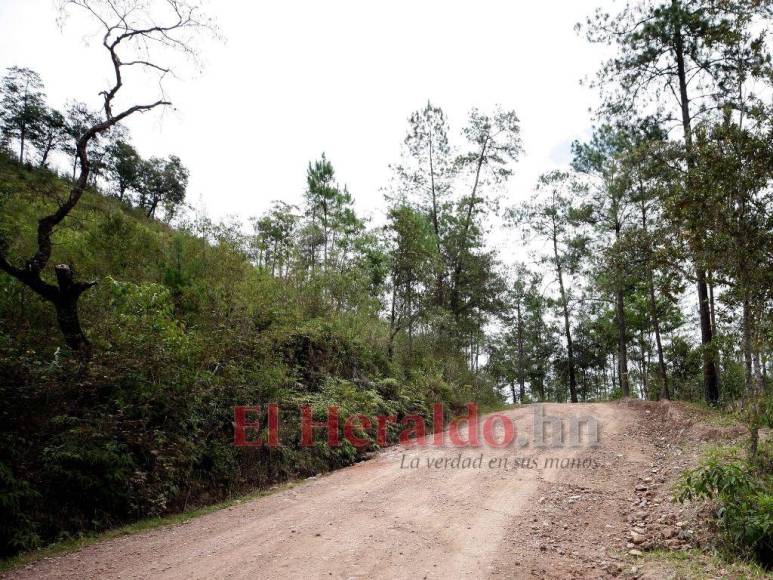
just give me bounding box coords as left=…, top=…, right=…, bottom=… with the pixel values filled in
left=0, top=154, right=500, bottom=557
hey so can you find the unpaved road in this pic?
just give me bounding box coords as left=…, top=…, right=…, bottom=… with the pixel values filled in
left=6, top=402, right=710, bottom=579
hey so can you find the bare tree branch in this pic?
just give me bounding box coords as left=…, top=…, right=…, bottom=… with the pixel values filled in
left=0, top=0, right=216, bottom=355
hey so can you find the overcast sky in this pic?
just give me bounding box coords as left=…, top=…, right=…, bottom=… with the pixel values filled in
left=0, top=0, right=616, bottom=227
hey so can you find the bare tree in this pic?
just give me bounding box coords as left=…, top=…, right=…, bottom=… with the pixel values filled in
left=0, top=0, right=215, bottom=357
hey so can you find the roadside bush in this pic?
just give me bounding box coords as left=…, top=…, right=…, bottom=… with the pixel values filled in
left=0, top=462, right=40, bottom=557
left=677, top=457, right=773, bottom=567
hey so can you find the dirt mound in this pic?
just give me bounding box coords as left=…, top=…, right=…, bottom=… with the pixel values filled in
left=619, top=399, right=747, bottom=443
left=663, top=401, right=747, bottom=442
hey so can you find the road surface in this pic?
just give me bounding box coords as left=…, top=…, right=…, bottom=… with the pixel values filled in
left=6, top=402, right=702, bottom=579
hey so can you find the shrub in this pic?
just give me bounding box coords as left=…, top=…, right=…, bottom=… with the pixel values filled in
left=0, top=462, right=40, bottom=557
left=677, top=458, right=773, bottom=567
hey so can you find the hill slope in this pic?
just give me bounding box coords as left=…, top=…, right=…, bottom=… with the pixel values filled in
left=0, top=155, right=499, bottom=557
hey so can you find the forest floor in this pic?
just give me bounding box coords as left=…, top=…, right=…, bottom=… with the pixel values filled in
left=4, top=401, right=760, bottom=579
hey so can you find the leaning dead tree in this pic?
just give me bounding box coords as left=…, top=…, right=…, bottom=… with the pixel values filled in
left=0, top=0, right=214, bottom=356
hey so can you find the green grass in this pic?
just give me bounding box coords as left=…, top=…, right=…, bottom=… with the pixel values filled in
left=696, top=441, right=748, bottom=463
left=0, top=480, right=302, bottom=574
left=475, top=401, right=514, bottom=415
left=640, top=548, right=769, bottom=579
left=677, top=400, right=744, bottom=429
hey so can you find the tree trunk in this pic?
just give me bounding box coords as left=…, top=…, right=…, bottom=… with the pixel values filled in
left=640, top=328, right=649, bottom=399
left=387, top=331, right=396, bottom=361
left=322, top=204, right=328, bottom=271
left=648, top=273, right=670, bottom=400
left=147, top=197, right=159, bottom=218
left=557, top=268, right=578, bottom=403
left=387, top=284, right=399, bottom=361
left=553, top=226, right=578, bottom=403
left=534, top=302, right=546, bottom=402
left=40, top=137, right=53, bottom=168
left=19, top=122, right=26, bottom=166
left=708, top=271, right=717, bottom=335
left=271, top=239, right=278, bottom=277
left=450, top=137, right=488, bottom=318
left=743, top=295, right=754, bottom=392
left=611, top=353, right=617, bottom=391
left=613, top=219, right=630, bottom=397
left=55, top=297, right=89, bottom=353
left=515, top=300, right=526, bottom=403
left=615, top=286, right=630, bottom=397
left=750, top=424, right=759, bottom=457
left=697, top=268, right=719, bottom=403
left=675, top=14, right=719, bottom=405
left=53, top=265, right=93, bottom=355
left=641, top=200, right=670, bottom=399
left=754, top=342, right=764, bottom=392
left=407, top=292, right=413, bottom=357
left=708, top=270, right=721, bottom=385
left=426, top=120, right=446, bottom=309
left=19, top=84, right=29, bottom=165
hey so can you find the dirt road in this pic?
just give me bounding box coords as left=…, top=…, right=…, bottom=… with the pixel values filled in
left=6, top=402, right=709, bottom=579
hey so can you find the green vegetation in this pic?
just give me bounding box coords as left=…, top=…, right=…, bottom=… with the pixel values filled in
left=0, top=480, right=300, bottom=574
left=0, top=0, right=771, bottom=568
left=641, top=549, right=770, bottom=579
left=676, top=395, right=773, bottom=568
left=0, top=152, right=502, bottom=557
left=678, top=455, right=773, bottom=565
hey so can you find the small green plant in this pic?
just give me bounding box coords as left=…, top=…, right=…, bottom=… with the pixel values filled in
left=677, top=458, right=773, bottom=567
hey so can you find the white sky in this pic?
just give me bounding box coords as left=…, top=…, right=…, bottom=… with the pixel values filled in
left=0, top=0, right=616, bottom=228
